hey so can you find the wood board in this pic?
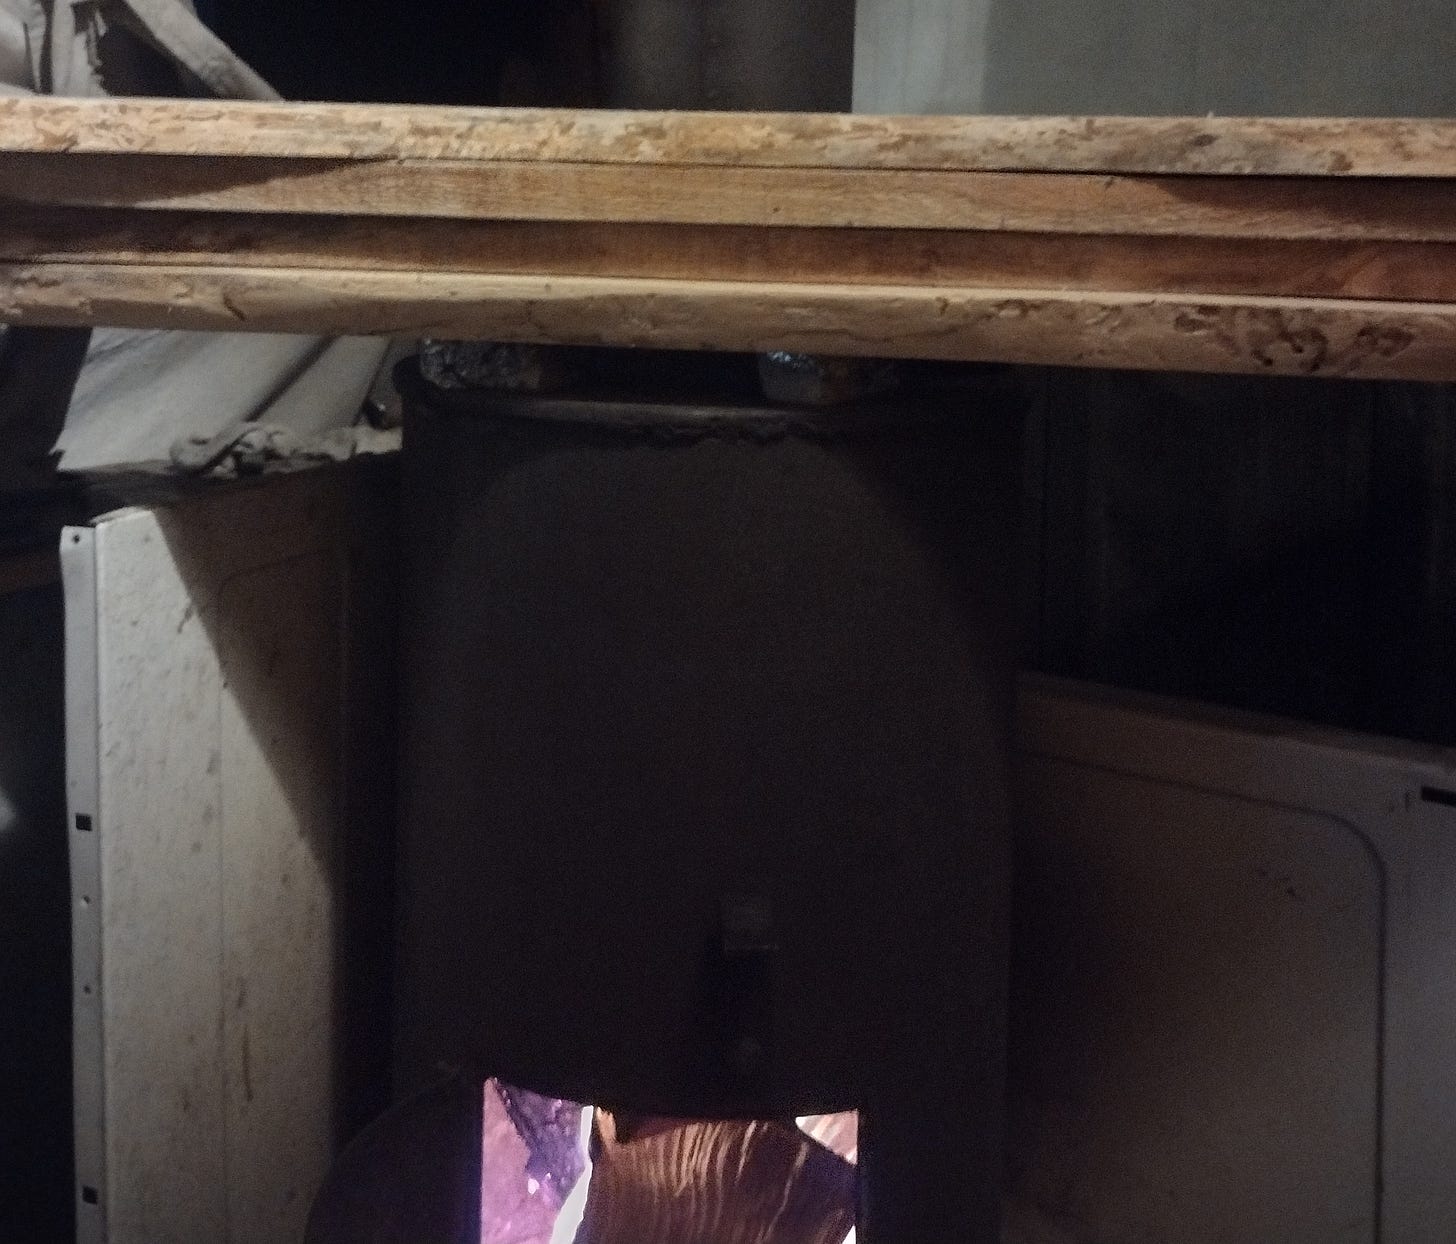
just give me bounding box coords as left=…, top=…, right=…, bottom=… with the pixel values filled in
left=1, top=98, right=1455, bottom=379
left=1, top=99, right=1451, bottom=176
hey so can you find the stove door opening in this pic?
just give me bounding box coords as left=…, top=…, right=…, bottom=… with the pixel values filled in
left=481, top=1080, right=858, bottom=1244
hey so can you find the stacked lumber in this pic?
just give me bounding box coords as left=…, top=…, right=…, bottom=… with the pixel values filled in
left=1, top=98, right=1454, bottom=378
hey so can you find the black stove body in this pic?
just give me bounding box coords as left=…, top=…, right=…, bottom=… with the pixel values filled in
left=396, top=360, right=1021, bottom=1242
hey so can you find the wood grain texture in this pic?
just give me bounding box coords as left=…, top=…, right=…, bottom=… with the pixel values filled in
left=4, top=265, right=1454, bottom=381
left=579, top=1115, right=855, bottom=1244
left=0, top=97, right=1453, bottom=176
left=0, top=98, right=1454, bottom=379
left=2, top=210, right=1454, bottom=302
left=4, top=154, right=1455, bottom=239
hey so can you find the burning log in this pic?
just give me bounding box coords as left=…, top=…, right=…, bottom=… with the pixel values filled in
left=570, top=1112, right=856, bottom=1244
left=795, top=1114, right=858, bottom=1166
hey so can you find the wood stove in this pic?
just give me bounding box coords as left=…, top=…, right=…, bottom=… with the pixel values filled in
left=384, top=356, right=1022, bottom=1242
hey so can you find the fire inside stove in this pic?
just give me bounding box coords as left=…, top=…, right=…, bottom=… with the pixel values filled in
left=481, top=1080, right=858, bottom=1244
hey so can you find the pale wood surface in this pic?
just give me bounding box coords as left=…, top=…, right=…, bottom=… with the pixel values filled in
left=2, top=99, right=1455, bottom=379
left=0, top=97, right=1452, bottom=176
left=7, top=266, right=1455, bottom=381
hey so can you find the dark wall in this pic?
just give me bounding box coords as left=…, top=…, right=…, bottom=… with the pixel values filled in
left=207, top=0, right=528, bottom=102
left=0, top=581, right=71, bottom=1242
left=207, top=0, right=598, bottom=104
left=1028, top=369, right=1456, bottom=746
left=206, top=0, right=854, bottom=108
left=595, top=0, right=854, bottom=110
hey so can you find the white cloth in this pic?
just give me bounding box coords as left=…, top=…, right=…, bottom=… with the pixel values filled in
left=0, top=3, right=30, bottom=89
left=59, top=331, right=387, bottom=469
left=113, top=0, right=279, bottom=99
left=0, top=0, right=389, bottom=485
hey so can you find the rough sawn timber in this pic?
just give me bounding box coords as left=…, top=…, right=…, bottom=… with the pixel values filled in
left=0, top=97, right=1454, bottom=380
left=1, top=99, right=1453, bottom=176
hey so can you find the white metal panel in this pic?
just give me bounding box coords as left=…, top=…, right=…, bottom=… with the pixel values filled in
left=1012, top=676, right=1456, bottom=1244
left=62, top=526, right=108, bottom=1244
left=94, top=505, right=230, bottom=1243
left=217, top=549, right=340, bottom=1243
left=64, top=472, right=364, bottom=1244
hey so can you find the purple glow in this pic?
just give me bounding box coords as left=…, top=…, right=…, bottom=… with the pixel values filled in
left=480, top=1081, right=857, bottom=1244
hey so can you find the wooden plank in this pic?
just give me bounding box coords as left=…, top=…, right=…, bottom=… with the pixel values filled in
left=0, top=96, right=1454, bottom=177
left=2, top=210, right=1453, bottom=303
left=7, top=264, right=1455, bottom=381
left=0, top=99, right=1453, bottom=379
left=4, top=153, right=1455, bottom=240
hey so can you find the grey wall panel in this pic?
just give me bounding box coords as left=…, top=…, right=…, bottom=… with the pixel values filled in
left=980, top=0, right=1198, bottom=115
left=982, top=0, right=1456, bottom=116
left=856, top=0, right=1456, bottom=116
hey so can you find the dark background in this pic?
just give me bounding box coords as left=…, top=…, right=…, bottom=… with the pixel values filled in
left=206, top=0, right=596, bottom=105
